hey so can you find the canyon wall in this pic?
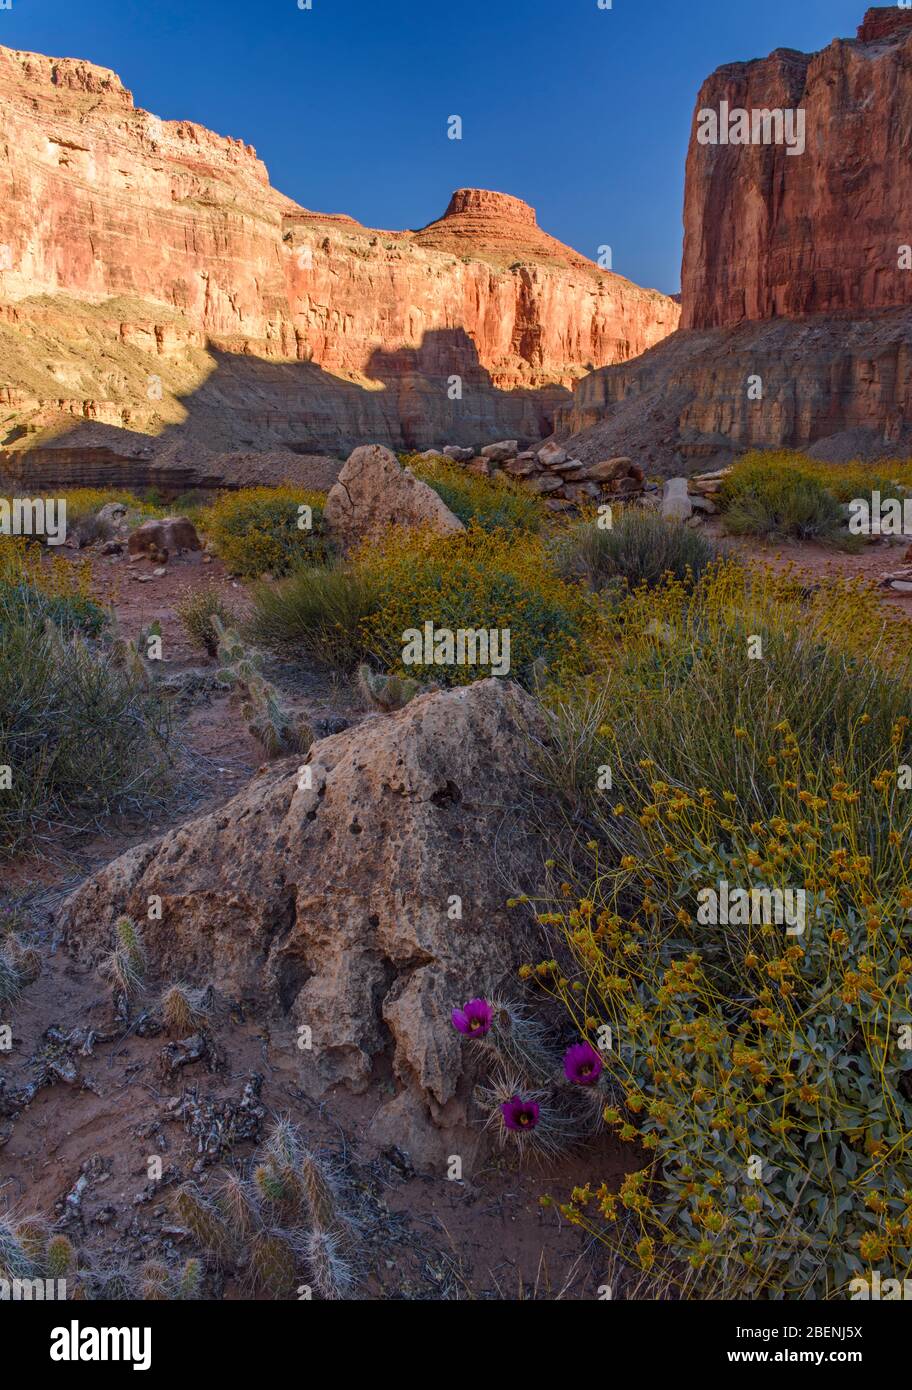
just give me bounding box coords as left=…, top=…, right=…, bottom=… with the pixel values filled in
left=682, top=4, right=912, bottom=329
left=0, top=44, right=678, bottom=478
left=559, top=6, right=912, bottom=471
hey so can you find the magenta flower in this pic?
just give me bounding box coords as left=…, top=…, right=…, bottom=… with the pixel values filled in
left=451, top=997, right=494, bottom=1037
left=564, top=1041, right=603, bottom=1085
left=500, top=1096, right=541, bottom=1132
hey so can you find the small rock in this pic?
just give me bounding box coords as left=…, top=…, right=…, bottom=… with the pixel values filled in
left=585, top=456, right=633, bottom=483
left=480, top=440, right=518, bottom=462
left=537, top=441, right=568, bottom=468
left=661, top=477, right=694, bottom=521
left=442, top=446, right=474, bottom=462
left=527, top=475, right=564, bottom=494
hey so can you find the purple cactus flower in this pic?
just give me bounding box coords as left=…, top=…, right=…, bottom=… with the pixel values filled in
left=451, top=997, right=494, bottom=1037
left=564, top=1041, right=603, bottom=1086
left=500, top=1096, right=541, bottom=1132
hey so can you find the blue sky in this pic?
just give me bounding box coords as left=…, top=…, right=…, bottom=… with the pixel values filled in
left=1, top=0, right=868, bottom=293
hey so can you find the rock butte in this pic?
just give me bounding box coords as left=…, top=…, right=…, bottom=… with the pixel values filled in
left=557, top=6, right=912, bottom=470
left=0, top=44, right=678, bottom=486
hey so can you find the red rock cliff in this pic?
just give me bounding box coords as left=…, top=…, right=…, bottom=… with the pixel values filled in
left=0, top=43, right=678, bottom=461
left=681, top=6, right=912, bottom=329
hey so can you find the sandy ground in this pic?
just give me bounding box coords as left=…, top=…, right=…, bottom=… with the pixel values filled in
left=0, top=543, right=629, bottom=1301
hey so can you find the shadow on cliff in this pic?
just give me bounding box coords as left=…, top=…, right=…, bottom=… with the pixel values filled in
left=2, top=327, right=573, bottom=489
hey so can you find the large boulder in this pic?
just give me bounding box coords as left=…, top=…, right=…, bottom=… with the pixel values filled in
left=58, top=680, right=548, bottom=1166
left=323, top=443, right=463, bottom=546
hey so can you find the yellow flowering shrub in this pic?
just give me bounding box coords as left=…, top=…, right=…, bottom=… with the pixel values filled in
left=198, top=486, right=332, bottom=577
left=357, top=524, right=603, bottom=687
left=530, top=556, right=912, bottom=1296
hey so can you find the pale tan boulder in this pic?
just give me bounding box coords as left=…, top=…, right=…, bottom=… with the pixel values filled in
left=323, top=444, right=464, bottom=546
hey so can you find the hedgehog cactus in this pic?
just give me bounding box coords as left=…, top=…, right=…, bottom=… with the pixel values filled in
left=174, top=1185, right=235, bottom=1269
left=177, top=1257, right=203, bottom=1300
left=45, top=1235, right=75, bottom=1279
left=212, top=617, right=312, bottom=757
left=248, top=1231, right=297, bottom=1298
left=356, top=663, right=422, bottom=713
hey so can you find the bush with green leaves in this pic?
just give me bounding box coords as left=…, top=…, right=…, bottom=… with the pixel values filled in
left=719, top=458, right=852, bottom=544
left=175, top=585, right=239, bottom=658
left=553, top=508, right=719, bottom=591
left=199, top=487, right=333, bottom=578
left=404, top=454, right=545, bottom=533
left=522, top=559, right=912, bottom=1298
left=0, top=585, right=172, bottom=855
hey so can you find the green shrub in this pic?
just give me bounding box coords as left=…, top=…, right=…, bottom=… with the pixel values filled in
left=720, top=459, right=850, bottom=543
left=554, top=508, right=719, bottom=590
left=359, top=525, right=596, bottom=689
left=0, top=538, right=107, bottom=636
left=199, top=487, right=333, bottom=578
left=523, top=557, right=912, bottom=1299
left=247, top=564, right=379, bottom=671
left=404, top=454, right=544, bottom=533
left=0, top=586, right=172, bottom=855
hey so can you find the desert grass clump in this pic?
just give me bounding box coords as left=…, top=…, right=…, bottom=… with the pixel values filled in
left=355, top=663, right=422, bottom=712
left=199, top=486, right=333, bottom=578
left=248, top=563, right=380, bottom=670
left=553, top=508, right=719, bottom=591
left=719, top=457, right=852, bottom=544
left=535, top=558, right=912, bottom=827
left=175, top=585, right=238, bottom=658
left=0, top=581, right=172, bottom=856
left=213, top=617, right=312, bottom=757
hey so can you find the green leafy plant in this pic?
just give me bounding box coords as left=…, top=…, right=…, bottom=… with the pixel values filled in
left=553, top=508, right=719, bottom=591
left=199, top=487, right=333, bottom=578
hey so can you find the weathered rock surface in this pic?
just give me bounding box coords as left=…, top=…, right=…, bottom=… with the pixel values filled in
left=554, top=9, right=912, bottom=472
left=59, top=681, right=549, bottom=1166
left=682, top=6, right=912, bottom=330
left=324, top=444, right=464, bottom=545
left=555, top=310, right=912, bottom=471
left=0, top=46, right=678, bottom=475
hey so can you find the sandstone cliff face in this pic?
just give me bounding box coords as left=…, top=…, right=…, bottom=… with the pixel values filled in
left=682, top=6, right=912, bottom=330
left=0, top=45, right=678, bottom=470
left=559, top=7, right=912, bottom=470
